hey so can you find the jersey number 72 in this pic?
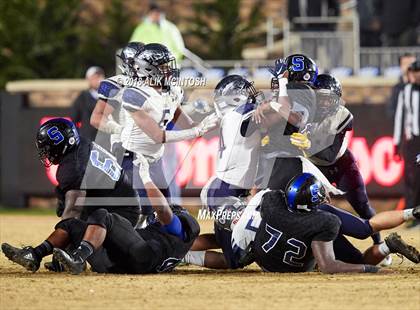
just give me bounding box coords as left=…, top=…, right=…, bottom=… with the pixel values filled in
left=262, top=223, right=307, bottom=267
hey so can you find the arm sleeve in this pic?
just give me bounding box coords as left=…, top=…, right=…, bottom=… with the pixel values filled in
left=163, top=215, right=185, bottom=240
left=312, top=213, right=341, bottom=242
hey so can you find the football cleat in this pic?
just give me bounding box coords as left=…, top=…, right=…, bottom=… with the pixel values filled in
left=53, top=248, right=86, bottom=275
left=1, top=243, right=40, bottom=272
left=44, top=256, right=65, bottom=272
left=384, top=233, right=420, bottom=264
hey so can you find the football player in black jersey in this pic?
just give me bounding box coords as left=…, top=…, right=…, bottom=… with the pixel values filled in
left=16, top=154, right=199, bottom=274
left=252, top=54, right=321, bottom=191
left=231, top=173, right=420, bottom=273
left=1, top=118, right=140, bottom=272
left=290, top=74, right=382, bottom=246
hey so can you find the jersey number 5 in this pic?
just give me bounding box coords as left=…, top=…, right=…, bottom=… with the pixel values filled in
left=262, top=223, right=307, bottom=267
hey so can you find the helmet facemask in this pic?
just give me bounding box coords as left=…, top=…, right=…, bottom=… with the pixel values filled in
left=314, top=89, right=341, bottom=121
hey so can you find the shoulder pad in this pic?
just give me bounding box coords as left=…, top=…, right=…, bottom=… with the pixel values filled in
left=336, top=106, right=353, bottom=132
left=98, top=79, right=121, bottom=99
left=122, top=87, right=150, bottom=112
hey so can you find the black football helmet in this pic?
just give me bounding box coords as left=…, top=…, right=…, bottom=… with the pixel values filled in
left=214, top=75, right=264, bottom=116
left=117, top=41, right=145, bottom=77
left=131, top=43, right=179, bottom=83
left=313, top=73, right=342, bottom=120
left=285, top=173, right=327, bottom=212
left=36, top=118, right=80, bottom=167
left=285, top=54, right=318, bottom=84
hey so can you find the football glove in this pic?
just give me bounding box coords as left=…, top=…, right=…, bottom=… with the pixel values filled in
left=269, top=58, right=287, bottom=78
left=133, top=154, right=152, bottom=184
left=196, top=113, right=219, bottom=136
left=290, top=132, right=311, bottom=150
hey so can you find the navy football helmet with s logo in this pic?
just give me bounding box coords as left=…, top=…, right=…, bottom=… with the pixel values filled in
left=285, top=54, right=318, bottom=84
left=36, top=118, right=80, bottom=167
left=285, top=173, right=327, bottom=212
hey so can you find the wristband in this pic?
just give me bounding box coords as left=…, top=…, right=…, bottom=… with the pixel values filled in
left=278, top=78, right=288, bottom=97
left=363, top=265, right=380, bottom=273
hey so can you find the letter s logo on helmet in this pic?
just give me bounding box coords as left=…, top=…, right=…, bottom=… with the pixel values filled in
left=46, top=126, right=65, bottom=145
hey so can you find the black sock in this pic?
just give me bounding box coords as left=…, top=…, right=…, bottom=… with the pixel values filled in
left=74, top=240, right=94, bottom=261
left=33, top=240, right=53, bottom=260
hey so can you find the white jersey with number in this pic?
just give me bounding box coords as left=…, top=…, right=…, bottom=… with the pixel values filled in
left=97, top=74, right=131, bottom=147
left=231, top=189, right=269, bottom=253
left=121, top=85, right=182, bottom=160
left=216, top=103, right=261, bottom=189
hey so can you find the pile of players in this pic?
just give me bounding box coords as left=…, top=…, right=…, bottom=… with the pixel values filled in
left=2, top=42, right=420, bottom=275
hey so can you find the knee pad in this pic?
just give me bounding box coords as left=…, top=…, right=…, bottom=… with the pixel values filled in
left=87, top=208, right=112, bottom=229
left=55, top=218, right=80, bottom=232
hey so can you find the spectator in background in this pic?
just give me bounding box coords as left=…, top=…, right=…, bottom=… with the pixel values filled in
left=387, top=53, right=417, bottom=118
left=72, top=66, right=104, bottom=141
left=287, top=0, right=340, bottom=31
left=129, top=2, right=185, bottom=63
left=375, top=0, right=420, bottom=46
left=393, top=60, right=420, bottom=227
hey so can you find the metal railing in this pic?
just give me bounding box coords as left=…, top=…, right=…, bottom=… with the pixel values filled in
left=283, top=15, right=360, bottom=73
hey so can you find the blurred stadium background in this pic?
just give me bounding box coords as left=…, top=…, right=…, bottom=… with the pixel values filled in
left=1, top=0, right=419, bottom=210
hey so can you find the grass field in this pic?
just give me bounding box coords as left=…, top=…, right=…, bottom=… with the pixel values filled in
left=1, top=214, right=419, bottom=310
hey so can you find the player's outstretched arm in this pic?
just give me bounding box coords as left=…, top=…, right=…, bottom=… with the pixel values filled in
left=312, top=240, right=379, bottom=274
left=134, top=154, right=173, bottom=225
left=127, top=109, right=219, bottom=143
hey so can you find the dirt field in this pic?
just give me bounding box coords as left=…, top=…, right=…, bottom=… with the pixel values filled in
left=1, top=214, right=419, bottom=310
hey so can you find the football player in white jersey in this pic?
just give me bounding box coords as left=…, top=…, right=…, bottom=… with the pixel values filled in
left=119, top=43, right=218, bottom=219
left=183, top=75, right=264, bottom=269
left=201, top=75, right=264, bottom=211
left=91, top=42, right=144, bottom=157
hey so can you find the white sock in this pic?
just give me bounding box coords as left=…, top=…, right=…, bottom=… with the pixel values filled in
left=378, top=242, right=391, bottom=256
left=403, top=209, right=414, bottom=221
left=183, top=251, right=206, bottom=266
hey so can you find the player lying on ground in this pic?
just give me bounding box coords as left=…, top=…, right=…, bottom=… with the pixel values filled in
left=1, top=118, right=141, bottom=272
left=196, top=74, right=343, bottom=269
left=2, top=154, right=199, bottom=274
left=186, top=173, right=420, bottom=272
